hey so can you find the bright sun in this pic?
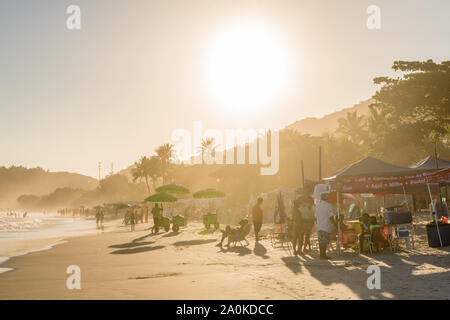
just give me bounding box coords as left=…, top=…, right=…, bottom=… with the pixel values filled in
left=205, top=23, right=289, bottom=115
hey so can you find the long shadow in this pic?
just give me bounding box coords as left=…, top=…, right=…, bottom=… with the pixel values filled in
left=254, top=242, right=270, bottom=259
left=110, top=245, right=165, bottom=255
left=109, top=241, right=154, bottom=249
left=162, top=232, right=180, bottom=238
left=198, top=229, right=218, bottom=235
left=224, top=246, right=252, bottom=256
left=281, top=256, right=302, bottom=274
left=132, top=232, right=159, bottom=243
left=295, top=249, right=450, bottom=299
left=173, top=239, right=217, bottom=246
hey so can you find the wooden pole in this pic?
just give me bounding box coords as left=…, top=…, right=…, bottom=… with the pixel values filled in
left=301, top=160, right=305, bottom=188
left=318, top=146, right=322, bottom=181
left=434, top=142, right=439, bottom=169
left=337, top=191, right=341, bottom=256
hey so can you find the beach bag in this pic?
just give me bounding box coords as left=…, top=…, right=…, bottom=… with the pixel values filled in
left=299, top=205, right=314, bottom=221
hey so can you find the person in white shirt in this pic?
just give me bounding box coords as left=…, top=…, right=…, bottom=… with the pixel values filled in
left=314, top=192, right=337, bottom=259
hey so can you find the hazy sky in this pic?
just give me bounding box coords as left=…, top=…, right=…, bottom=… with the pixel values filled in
left=1, top=0, right=449, bottom=178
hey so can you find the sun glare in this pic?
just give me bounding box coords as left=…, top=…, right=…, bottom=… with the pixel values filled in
left=205, top=23, right=289, bottom=115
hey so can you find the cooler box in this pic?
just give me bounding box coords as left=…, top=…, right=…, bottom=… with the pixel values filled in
left=384, top=211, right=412, bottom=225
left=172, top=215, right=185, bottom=226
left=426, top=224, right=450, bottom=247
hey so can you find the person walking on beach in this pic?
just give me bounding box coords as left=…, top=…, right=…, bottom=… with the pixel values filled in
left=129, top=209, right=136, bottom=232
left=99, top=209, right=104, bottom=228
left=314, top=192, right=337, bottom=260
left=96, top=208, right=103, bottom=228
left=252, top=197, right=264, bottom=242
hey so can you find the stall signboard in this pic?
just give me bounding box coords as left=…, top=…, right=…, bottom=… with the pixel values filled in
left=337, top=168, right=450, bottom=194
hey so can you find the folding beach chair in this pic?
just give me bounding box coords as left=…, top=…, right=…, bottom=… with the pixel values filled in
left=227, top=223, right=252, bottom=247
left=270, top=222, right=292, bottom=252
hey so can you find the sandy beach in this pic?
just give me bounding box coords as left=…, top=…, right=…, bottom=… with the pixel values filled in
left=0, top=213, right=449, bottom=300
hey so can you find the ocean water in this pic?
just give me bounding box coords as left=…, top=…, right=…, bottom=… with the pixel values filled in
left=0, top=212, right=110, bottom=274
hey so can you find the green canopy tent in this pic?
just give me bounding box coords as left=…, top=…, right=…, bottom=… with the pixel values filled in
left=155, top=184, right=190, bottom=194
left=144, top=192, right=178, bottom=232
left=193, top=188, right=225, bottom=199
left=144, top=192, right=178, bottom=203
left=193, top=189, right=225, bottom=230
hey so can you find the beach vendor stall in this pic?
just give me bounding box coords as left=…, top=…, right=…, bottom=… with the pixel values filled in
left=155, top=184, right=190, bottom=232
left=144, top=192, right=177, bottom=233
left=325, top=157, right=450, bottom=253
left=323, top=157, right=426, bottom=254
left=193, top=188, right=225, bottom=230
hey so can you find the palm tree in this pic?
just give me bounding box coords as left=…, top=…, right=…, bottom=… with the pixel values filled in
left=199, top=137, right=216, bottom=164
left=336, top=111, right=368, bottom=144
left=155, top=143, right=174, bottom=184
left=131, top=157, right=151, bottom=194
left=145, top=156, right=161, bottom=191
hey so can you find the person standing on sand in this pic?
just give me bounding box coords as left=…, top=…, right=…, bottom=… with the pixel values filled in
left=152, top=204, right=161, bottom=230
left=298, top=187, right=315, bottom=253
left=290, top=199, right=303, bottom=255
left=314, top=192, right=337, bottom=260
left=252, top=197, right=264, bottom=242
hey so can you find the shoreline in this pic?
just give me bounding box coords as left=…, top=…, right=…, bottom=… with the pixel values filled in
left=0, top=216, right=123, bottom=275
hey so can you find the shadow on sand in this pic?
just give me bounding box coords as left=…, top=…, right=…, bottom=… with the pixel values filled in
left=110, top=245, right=165, bottom=255
left=198, top=229, right=218, bottom=235
left=162, top=232, right=180, bottom=238
left=173, top=239, right=217, bottom=247
left=253, top=242, right=270, bottom=259
left=223, top=246, right=252, bottom=256
left=280, top=247, right=450, bottom=299
left=109, top=241, right=155, bottom=249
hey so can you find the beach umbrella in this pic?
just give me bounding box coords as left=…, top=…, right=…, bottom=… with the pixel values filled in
left=193, top=188, right=226, bottom=199
left=155, top=184, right=190, bottom=194
left=144, top=192, right=178, bottom=203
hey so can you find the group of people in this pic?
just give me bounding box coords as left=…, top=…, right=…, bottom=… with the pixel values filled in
left=214, top=185, right=354, bottom=260
left=123, top=207, right=150, bottom=232
left=3, top=211, right=27, bottom=218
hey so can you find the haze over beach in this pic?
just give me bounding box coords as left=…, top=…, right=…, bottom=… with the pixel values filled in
left=0, top=0, right=449, bottom=302
left=1, top=0, right=449, bottom=177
